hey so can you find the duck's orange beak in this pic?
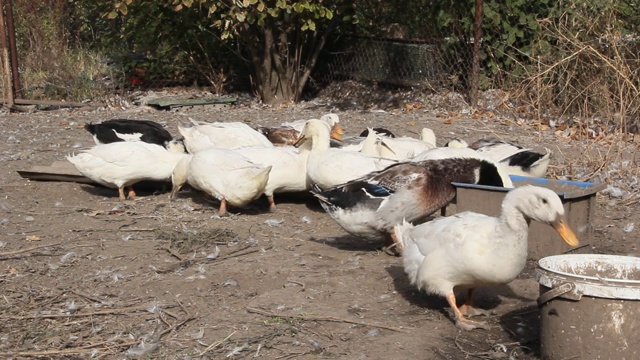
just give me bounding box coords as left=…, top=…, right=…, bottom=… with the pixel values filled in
left=552, top=219, right=579, bottom=247
left=330, top=124, right=344, bottom=141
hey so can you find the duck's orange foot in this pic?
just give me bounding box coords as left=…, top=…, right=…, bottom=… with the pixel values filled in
left=459, top=304, right=494, bottom=318
left=127, top=187, right=137, bottom=200
left=218, top=199, right=228, bottom=216
left=446, top=292, right=491, bottom=331
left=383, top=232, right=401, bottom=256
left=267, top=195, right=277, bottom=212
left=455, top=317, right=490, bottom=331
left=118, top=187, right=127, bottom=201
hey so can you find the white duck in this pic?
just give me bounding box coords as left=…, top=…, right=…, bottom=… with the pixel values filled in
left=469, top=137, right=552, bottom=178
left=393, top=186, right=579, bottom=331
left=177, top=118, right=274, bottom=152
left=232, top=141, right=313, bottom=211
left=338, top=127, right=380, bottom=153
left=283, top=113, right=341, bottom=133
left=412, top=145, right=488, bottom=162
left=170, top=148, right=272, bottom=215
left=67, top=142, right=187, bottom=200
left=330, top=127, right=396, bottom=152
left=373, top=129, right=437, bottom=160
left=295, top=119, right=397, bottom=190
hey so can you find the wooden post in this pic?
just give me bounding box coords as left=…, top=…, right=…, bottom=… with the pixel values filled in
left=0, top=0, right=14, bottom=105
left=469, top=0, right=483, bottom=107
left=4, top=0, right=20, bottom=98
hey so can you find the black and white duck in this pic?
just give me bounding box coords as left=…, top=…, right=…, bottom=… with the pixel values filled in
left=469, top=137, right=552, bottom=178
left=84, top=119, right=175, bottom=148
left=311, top=157, right=513, bottom=253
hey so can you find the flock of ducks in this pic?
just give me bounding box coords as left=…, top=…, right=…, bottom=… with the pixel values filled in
left=69, top=115, right=577, bottom=331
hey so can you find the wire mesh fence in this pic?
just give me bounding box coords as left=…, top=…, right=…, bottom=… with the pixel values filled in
left=322, top=36, right=450, bottom=89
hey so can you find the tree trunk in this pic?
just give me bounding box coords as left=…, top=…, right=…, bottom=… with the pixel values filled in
left=241, top=18, right=337, bottom=106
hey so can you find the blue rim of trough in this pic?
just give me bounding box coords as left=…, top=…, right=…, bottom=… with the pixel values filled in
left=452, top=175, right=607, bottom=199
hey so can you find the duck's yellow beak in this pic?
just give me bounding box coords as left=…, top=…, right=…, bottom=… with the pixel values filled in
left=330, top=124, right=344, bottom=141
left=552, top=219, right=579, bottom=247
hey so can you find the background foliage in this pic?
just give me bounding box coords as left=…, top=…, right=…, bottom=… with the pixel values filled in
left=6, top=0, right=640, bottom=132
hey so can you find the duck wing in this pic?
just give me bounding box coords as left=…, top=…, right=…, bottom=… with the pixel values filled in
left=257, top=126, right=300, bottom=146
left=85, top=119, right=173, bottom=146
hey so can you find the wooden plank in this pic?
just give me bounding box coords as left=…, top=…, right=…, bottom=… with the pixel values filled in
left=17, top=161, right=92, bottom=184
left=146, top=97, right=237, bottom=108
left=14, top=98, right=103, bottom=108
left=17, top=161, right=171, bottom=191
left=17, top=170, right=93, bottom=184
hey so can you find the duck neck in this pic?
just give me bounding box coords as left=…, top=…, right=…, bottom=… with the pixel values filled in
left=171, top=154, right=193, bottom=187
left=499, top=196, right=530, bottom=240
left=297, top=138, right=313, bottom=154
left=310, top=131, right=331, bottom=152
left=360, top=131, right=380, bottom=155
left=492, top=195, right=531, bottom=276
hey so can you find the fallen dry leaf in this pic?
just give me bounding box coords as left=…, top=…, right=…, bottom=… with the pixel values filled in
left=443, top=119, right=452, bottom=125
left=26, top=235, right=41, bottom=241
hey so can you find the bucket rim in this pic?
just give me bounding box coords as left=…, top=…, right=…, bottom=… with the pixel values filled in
left=536, top=254, right=640, bottom=300
left=538, top=254, right=640, bottom=285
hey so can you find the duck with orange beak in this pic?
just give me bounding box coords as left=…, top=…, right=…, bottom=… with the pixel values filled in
left=393, top=185, right=579, bottom=331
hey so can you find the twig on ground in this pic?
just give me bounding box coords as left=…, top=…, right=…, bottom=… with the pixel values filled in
left=198, top=330, right=237, bottom=357
left=0, top=340, right=138, bottom=358
left=286, top=279, right=306, bottom=293
left=210, top=245, right=273, bottom=264
left=162, top=308, right=181, bottom=320
left=155, top=245, right=271, bottom=274
left=454, top=335, right=526, bottom=359
left=275, top=350, right=314, bottom=359
left=118, top=226, right=157, bottom=231
left=0, top=242, right=62, bottom=258
left=0, top=303, right=151, bottom=320
left=163, top=246, right=184, bottom=261
left=157, top=316, right=197, bottom=339
left=623, top=196, right=640, bottom=206
left=67, top=289, right=107, bottom=304
left=454, top=335, right=495, bottom=358
left=246, top=307, right=406, bottom=333
left=176, top=298, right=191, bottom=318
left=459, top=124, right=510, bottom=138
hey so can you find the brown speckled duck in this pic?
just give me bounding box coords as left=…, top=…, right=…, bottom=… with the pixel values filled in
left=257, top=114, right=344, bottom=146
left=311, top=158, right=513, bottom=253
left=257, top=126, right=301, bottom=146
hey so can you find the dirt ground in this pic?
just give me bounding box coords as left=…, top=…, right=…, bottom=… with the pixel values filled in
left=0, top=87, right=638, bottom=359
